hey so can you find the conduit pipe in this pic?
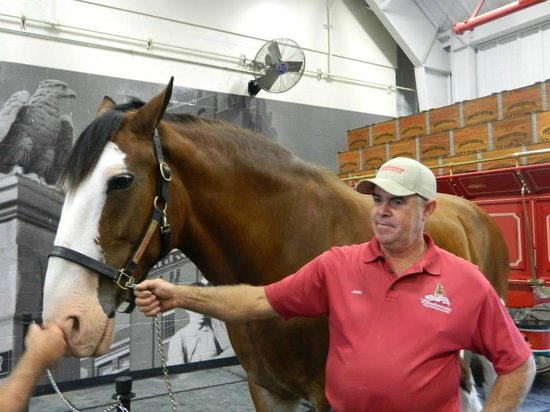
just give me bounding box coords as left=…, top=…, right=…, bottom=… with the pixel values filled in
left=0, top=9, right=418, bottom=94
left=453, top=0, right=546, bottom=35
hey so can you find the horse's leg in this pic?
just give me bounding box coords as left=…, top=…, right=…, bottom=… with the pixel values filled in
left=460, top=386, right=483, bottom=412
left=460, top=352, right=483, bottom=412
left=475, top=354, right=497, bottom=396
left=247, top=378, right=302, bottom=412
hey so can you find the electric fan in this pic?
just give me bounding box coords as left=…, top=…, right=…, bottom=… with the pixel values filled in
left=248, top=38, right=306, bottom=96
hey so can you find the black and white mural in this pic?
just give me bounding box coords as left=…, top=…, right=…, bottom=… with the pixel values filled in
left=0, top=61, right=381, bottom=388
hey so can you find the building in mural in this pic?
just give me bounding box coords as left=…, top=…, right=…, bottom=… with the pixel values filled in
left=0, top=64, right=276, bottom=386
left=80, top=251, right=235, bottom=378
left=0, top=61, right=371, bottom=388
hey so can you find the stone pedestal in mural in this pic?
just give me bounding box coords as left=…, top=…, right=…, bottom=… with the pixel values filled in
left=0, top=173, right=79, bottom=382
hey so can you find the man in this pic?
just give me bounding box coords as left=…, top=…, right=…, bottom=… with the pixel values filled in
left=135, top=157, right=535, bottom=411
left=0, top=322, right=66, bottom=412
left=167, top=278, right=234, bottom=365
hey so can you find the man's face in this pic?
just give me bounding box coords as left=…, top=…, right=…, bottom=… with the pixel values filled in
left=370, top=186, right=430, bottom=252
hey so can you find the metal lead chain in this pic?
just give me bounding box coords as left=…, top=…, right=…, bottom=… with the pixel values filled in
left=153, top=315, right=178, bottom=411
left=46, top=368, right=124, bottom=412
left=45, top=316, right=176, bottom=411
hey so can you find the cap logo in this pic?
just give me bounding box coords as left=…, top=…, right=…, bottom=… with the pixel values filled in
left=380, top=165, right=405, bottom=173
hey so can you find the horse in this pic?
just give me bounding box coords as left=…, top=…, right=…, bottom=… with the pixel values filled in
left=42, top=78, right=509, bottom=411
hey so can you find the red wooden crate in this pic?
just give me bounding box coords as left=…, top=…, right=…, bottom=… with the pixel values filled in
left=387, top=139, right=418, bottom=160
left=492, top=114, right=534, bottom=149
left=428, top=103, right=461, bottom=133
left=361, top=145, right=387, bottom=171
left=480, top=147, right=523, bottom=170
left=439, top=153, right=480, bottom=175
left=399, top=112, right=426, bottom=140
left=371, top=119, right=397, bottom=145
left=501, top=82, right=543, bottom=118
left=419, top=132, right=451, bottom=160
left=535, top=111, right=550, bottom=142
left=463, top=94, right=499, bottom=126
left=522, top=142, right=550, bottom=165
left=453, top=124, right=490, bottom=155
left=337, top=150, right=360, bottom=173
left=347, top=126, right=370, bottom=150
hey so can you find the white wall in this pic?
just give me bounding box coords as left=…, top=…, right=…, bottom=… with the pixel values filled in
left=473, top=22, right=550, bottom=97
left=451, top=1, right=550, bottom=101
left=365, top=0, right=550, bottom=110
left=0, top=0, right=400, bottom=117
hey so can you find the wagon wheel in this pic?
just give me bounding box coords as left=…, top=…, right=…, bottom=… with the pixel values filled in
left=535, top=355, right=550, bottom=375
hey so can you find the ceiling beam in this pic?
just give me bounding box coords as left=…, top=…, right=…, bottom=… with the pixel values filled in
left=364, top=0, right=452, bottom=110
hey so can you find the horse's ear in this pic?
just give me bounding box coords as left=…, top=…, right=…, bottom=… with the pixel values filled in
left=96, top=96, right=116, bottom=117
left=131, top=77, right=174, bottom=137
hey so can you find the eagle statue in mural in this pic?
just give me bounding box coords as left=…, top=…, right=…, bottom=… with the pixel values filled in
left=0, top=79, right=76, bottom=185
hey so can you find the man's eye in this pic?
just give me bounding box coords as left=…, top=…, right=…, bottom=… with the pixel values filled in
left=107, top=173, right=134, bottom=191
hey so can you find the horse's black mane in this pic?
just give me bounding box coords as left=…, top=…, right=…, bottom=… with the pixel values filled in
left=58, top=97, right=215, bottom=190
left=58, top=103, right=125, bottom=190
left=58, top=97, right=304, bottom=191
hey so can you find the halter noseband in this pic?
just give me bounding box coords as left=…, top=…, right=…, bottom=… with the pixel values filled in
left=49, top=129, right=172, bottom=313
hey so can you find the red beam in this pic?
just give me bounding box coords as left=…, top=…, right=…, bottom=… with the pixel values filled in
left=453, top=0, right=546, bottom=35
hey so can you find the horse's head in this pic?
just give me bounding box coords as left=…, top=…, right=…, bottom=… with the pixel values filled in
left=43, top=78, right=175, bottom=356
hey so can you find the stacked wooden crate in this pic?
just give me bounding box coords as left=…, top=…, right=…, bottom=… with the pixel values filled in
left=338, top=80, right=550, bottom=186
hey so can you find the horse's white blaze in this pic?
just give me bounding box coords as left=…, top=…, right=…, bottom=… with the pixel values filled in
left=56, top=142, right=126, bottom=254
left=43, top=142, right=126, bottom=356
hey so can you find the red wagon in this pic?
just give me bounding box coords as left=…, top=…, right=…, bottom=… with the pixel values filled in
left=436, top=149, right=550, bottom=373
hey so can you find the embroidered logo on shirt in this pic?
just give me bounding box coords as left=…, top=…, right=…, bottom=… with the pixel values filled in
left=351, top=289, right=363, bottom=295
left=420, top=283, right=452, bottom=314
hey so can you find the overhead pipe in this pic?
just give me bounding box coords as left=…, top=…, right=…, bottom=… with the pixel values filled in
left=0, top=21, right=416, bottom=94
left=453, top=0, right=546, bottom=35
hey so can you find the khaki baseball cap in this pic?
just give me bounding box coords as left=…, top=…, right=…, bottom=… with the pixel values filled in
left=355, top=157, right=436, bottom=200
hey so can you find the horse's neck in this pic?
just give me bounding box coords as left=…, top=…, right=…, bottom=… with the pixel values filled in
left=176, top=170, right=313, bottom=284
left=167, top=130, right=371, bottom=285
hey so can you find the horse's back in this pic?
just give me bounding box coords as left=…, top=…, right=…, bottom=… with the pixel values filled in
left=426, top=193, right=509, bottom=297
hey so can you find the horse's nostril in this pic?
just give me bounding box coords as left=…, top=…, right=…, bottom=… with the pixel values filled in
left=70, top=316, right=80, bottom=334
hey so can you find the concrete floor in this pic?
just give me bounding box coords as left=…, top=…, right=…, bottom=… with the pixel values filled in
left=30, top=364, right=550, bottom=411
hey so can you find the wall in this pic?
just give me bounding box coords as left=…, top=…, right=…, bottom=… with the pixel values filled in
left=0, top=0, right=400, bottom=117
left=451, top=2, right=550, bottom=102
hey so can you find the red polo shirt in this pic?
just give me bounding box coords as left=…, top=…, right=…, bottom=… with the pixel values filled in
left=264, top=235, right=531, bottom=412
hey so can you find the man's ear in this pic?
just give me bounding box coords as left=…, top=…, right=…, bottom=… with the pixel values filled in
left=423, top=199, right=437, bottom=220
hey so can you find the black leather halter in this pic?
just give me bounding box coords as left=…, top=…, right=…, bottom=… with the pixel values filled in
left=49, top=129, right=172, bottom=313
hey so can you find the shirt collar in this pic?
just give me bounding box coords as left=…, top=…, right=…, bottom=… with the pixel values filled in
left=363, top=233, right=442, bottom=276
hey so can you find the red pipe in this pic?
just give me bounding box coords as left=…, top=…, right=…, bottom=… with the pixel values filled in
left=453, top=0, right=546, bottom=35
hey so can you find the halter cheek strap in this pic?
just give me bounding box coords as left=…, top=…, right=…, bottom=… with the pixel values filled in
left=49, top=129, right=172, bottom=313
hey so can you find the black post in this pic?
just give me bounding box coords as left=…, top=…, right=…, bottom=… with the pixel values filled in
left=20, top=313, right=33, bottom=349
left=19, top=312, right=33, bottom=412
left=112, top=375, right=135, bottom=411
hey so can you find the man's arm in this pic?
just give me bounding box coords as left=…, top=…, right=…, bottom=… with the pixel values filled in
left=0, top=323, right=66, bottom=412
left=134, top=278, right=279, bottom=322
left=483, top=356, right=536, bottom=412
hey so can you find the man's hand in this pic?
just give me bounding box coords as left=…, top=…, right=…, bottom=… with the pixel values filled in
left=25, top=323, right=66, bottom=369
left=134, top=278, right=177, bottom=316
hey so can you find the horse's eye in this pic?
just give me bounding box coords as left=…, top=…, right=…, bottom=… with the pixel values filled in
left=107, top=173, right=134, bottom=191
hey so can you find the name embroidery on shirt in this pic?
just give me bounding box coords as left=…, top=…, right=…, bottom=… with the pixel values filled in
left=420, top=283, right=452, bottom=314
left=351, top=289, right=363, bottom=295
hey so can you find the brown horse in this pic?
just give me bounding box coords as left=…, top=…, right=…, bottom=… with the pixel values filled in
left=43, top=79, right=509, bottom=411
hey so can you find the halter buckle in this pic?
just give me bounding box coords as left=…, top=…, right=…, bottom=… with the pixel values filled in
left=154, top=196, right=168, bottom=212
left=159, top=162, right=172, bottom=182
left=116, top=269, right=135, bottom=290
left=160, top=213, right=170, bottom=234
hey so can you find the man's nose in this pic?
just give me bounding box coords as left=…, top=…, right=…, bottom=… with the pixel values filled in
left=376, top=201, right=391, bottom=215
